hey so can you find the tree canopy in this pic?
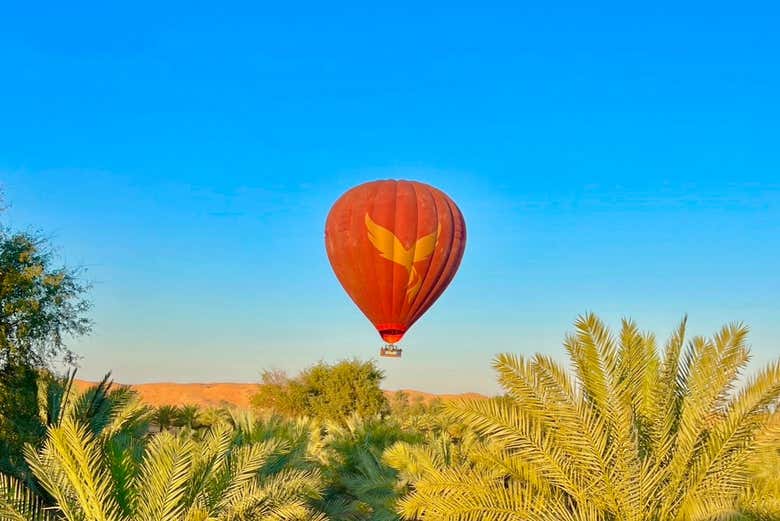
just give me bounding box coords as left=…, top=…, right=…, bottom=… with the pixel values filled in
left=252, top=359, right=389, bottom=423
left=0, top=226, right=91, bottom=370
left=0, top=203, right=92, bottom=483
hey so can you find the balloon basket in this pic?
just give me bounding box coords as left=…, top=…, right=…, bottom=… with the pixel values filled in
left=380, top=345, right=403, bottom=358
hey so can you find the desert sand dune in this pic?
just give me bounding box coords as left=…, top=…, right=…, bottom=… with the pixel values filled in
left=74, top=379, right=485, bottom=409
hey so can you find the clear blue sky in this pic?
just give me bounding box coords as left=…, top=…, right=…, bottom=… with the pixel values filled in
left=1, top=2, right=778, bottom=394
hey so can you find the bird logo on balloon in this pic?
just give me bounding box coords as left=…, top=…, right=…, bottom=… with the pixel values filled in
left=364, top=213, right=441, bottom=302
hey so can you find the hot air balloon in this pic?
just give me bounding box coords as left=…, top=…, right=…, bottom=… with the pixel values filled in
left=325, top=180, right=466, bottom=357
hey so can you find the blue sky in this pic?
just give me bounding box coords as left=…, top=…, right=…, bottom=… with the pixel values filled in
left=1, top=2, right=778, bottom=394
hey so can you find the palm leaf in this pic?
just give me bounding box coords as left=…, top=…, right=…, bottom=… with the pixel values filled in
left=395, top=315, right=780, bottom=521
left=25, top=418, right=121, bottom=521
left=0, top=473, right=57, bottom=521
left=133, top=432, right=193, bottom=521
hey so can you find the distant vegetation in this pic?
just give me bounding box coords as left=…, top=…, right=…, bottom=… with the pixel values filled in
left=2, top=316, right=778, bottom=520
left=250, top=359, right=390, bottom=423
left=1, top=200, right=778, bottom=520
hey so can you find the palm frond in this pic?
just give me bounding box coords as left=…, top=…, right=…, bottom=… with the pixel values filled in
left=133, top=432, right=193, bottom=521
left=396, top=315, right=780, bottom=521
left=25, top=418, right=121, bottom=521
left=0, top=473, right=57, bottom=521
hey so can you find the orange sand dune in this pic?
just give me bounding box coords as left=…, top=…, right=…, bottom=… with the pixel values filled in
left=387, top=389, right=487, bottom=405
left=74, top=380, right=258, bottom=408
left=74, top=380, right=485, bottom=409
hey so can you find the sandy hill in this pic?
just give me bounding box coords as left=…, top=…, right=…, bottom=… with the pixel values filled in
left=73, top=380, right=485, bottom=409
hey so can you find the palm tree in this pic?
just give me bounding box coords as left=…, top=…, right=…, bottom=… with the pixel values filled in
left=177, top=422, right=327, bottom=520
left=151, top=405, right=180, bottom=432
left=0, top=473, right=56, bottom=520
left=36, top=371, right=141, bottom=433
left=384, top=420, right=488, bottom=487
left=2, top=369, right=150, bottom=495
left=195, top=406, right=230, bottom=431
left=175, top=404, right=201, bottom=431
left=740, top=410, right=780, bottom=519
left=317, top=415, right=422, bottom=521
left=1, top=413, right=328, bottom=521
left=392, top=314, right=780, bottom=521
left=0, top=380, right=151, bottom=521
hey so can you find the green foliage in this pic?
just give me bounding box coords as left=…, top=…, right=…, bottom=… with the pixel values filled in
left=222, top=409, right=430, bottom=521
left=393, top=314, right=780, bottom=521
left=251, top=370, right=305, bottom=418
left=4, top=405, right=328, bottom=521
left=40, top=371, right=148, bottom=435
left=1, top=369, right=149, bottom=487
left=0, top=472, right=56, bottom=521
left=318, top=417, right=422, bottom=521
left=0, top=227, right=91, bottom=369
left=2, top=314, right=779, bottom=521
left=388, top=391, right=443, bottom=420
left=174, top=404, right=202, bottom=430
left=0, top=216, right=92, bottom=485
left=0, top=364, right=45, bottom=483
left=152, top=405, right=181, bottom=432
left=740, top=411, right=780, bottom=519
left=252, top=360, right=390, bottom=424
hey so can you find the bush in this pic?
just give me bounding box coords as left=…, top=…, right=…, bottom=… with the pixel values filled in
left=252, top=359, right=389, bottom=423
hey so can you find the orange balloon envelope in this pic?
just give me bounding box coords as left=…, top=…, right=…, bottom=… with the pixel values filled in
left=325, top=180, right=466, bottom=344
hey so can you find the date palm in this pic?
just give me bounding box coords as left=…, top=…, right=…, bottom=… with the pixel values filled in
left=2, top=411, right=327, bottom=520
left=152, top=405, right=180, bottom=432
left=394, top=314, right=780, bottom=521
left=317, top=416, right=422, bottom=521
left=2, top=369, right=150, bottom=497
left=740, top=411, right=780, bottom=519
left=174, top=404, right=201, bottom=431
left=1, top=473, right=56, bottom=520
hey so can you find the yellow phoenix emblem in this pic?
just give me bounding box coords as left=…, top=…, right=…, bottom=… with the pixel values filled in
left=365, top=213, right=441, bottom=302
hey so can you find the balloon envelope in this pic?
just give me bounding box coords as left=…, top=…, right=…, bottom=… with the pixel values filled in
left=325, top=180, right=466, bottom=344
